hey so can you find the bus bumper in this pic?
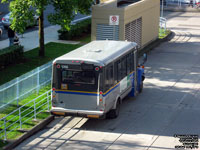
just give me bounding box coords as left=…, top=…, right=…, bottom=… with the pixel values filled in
left=51, top=107, right=105, bottom=119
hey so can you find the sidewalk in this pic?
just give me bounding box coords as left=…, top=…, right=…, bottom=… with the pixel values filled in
left=163, top=3, right=200, bottom=12
left=0, top=25, right=80, bottom=52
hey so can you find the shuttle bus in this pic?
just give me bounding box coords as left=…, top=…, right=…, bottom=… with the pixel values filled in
left=51, top=40, right=145, bottom=119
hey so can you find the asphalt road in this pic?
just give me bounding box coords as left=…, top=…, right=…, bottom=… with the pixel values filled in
left=14, top=11, right=200, bottom=150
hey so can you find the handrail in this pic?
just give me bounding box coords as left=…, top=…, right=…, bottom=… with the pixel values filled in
left=0, top=89, right=51, bottom=140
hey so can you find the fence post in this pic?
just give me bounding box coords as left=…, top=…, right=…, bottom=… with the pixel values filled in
left=37, top=67, right=40, bottom=94
left=47, top=92, right=50, bottom=111
left=19, top=107, right=22, bottom=129
left=16, top=77, right=19, bottom=107
left=34, top=98, right=37, bottom=120
left=4, top=118, right=7, bottom=141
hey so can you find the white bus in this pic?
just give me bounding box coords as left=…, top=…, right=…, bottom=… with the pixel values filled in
left=51, top=40, right=145, bottom=119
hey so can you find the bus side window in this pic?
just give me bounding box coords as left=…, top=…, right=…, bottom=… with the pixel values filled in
left=130, top=51, right=135, bottom=71
left=114, top=61, right=118, bottom=84
left=121, top=56, right=127, bottom=79
left=105, top=64, right=114, bottom=91
left=117, top=60, right=121, bottom=82
left=105, top=67, right=109, bottom=91
left=109, top=64, right=114, bottom=87
left=127, top=53, right=131, bottom=74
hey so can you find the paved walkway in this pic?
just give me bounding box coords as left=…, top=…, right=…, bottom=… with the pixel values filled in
left=163, top=3, right=200, bottom=12
left=0, top=25, right=80, bottom=52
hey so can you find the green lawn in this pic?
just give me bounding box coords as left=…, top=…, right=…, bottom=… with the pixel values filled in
left=0, top=42, right=81, bottom=85
left=0, top=85, right=51, bottom=148
left=159, top=28, right=171, bottom=39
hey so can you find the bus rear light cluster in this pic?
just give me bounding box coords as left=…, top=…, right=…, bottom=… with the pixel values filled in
left=57, top=64, right=60, bottom=68
left=95, top=67, right=99, bottom=71
left=71, top=60, right=84, bottom=63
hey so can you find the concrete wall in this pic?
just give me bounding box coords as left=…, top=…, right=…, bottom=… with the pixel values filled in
left=124, top=0, right=160, bottom=47
left=92, top=0, right=160, bottom=48
left=91, top=1, right=124, bottom=41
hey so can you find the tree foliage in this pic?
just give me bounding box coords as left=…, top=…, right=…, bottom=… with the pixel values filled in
left=1, top=0, right=93, bottom=56
left=2, top=0, right=50, bottom=34
left=49, top=0, right=93, bottom=30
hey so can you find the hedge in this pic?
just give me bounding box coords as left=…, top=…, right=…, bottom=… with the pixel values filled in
left=0, top=45, right=24, bottom=70
left=58, top=19, right=91, bottom=40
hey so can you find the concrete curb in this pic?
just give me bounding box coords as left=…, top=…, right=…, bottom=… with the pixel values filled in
left=3, top=115, right=54, bottom=150
left=139, top=30, right=173, bottom=56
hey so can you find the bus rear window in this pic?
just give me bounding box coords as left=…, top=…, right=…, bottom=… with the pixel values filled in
left=62, top=70, right=95, bottom=84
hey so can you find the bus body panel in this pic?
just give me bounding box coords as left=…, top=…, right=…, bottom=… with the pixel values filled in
left=55, top=91, right=99, bottom=110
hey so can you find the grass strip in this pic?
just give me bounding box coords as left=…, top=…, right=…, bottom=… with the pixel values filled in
left=159, top=28, right=171, bottom=39
left=0, top=85, right=51, bottom=144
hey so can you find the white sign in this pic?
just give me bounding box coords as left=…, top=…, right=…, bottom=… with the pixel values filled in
left=109, top=15, right=119, bottom=25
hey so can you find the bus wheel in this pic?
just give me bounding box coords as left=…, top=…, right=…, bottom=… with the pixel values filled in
left=139, top=82, right=143, bottom=93
left=106, top=100, right=120, bottom=119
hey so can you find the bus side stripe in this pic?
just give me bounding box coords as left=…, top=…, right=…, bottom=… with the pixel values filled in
left=56, top=91, right=99, bottom=96
left=103, top=84, right=120, bottom=97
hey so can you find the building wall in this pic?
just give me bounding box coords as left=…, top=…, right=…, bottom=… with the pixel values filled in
left=124, top=0, right=160, bottom=47
left=92, top=0, right=160, bottom=48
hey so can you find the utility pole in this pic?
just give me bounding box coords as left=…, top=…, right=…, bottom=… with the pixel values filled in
left=161, top=0, right=164, bottom=18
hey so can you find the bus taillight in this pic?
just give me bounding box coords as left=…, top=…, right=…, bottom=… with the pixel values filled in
left=95, top=67, right=99, bottom=71
left=99, top=91, right=104, bottom=110
left=57, top=64, right=60, bottom=68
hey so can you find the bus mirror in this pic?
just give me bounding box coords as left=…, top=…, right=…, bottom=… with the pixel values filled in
left=143, top=53, right=147, bottom=64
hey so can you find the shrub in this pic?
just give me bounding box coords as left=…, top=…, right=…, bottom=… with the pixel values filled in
left=0, top=45, right=24, bottom=70
left=58, top=19, right=91, bottom=40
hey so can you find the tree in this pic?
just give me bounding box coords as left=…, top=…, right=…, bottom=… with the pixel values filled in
left=48, top=0, right=93, bottom=31
left=2, top=0, right=49, bottom=57
left=2, top=0, right=93, bottom=57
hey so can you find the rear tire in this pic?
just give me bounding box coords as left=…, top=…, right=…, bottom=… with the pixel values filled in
left=106, top=100, right=120, bottom=119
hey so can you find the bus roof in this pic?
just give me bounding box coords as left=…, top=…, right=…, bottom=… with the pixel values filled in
left=54, top=40, right=137, bottom=66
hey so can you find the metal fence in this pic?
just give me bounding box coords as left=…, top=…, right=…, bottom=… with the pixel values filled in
left=159, top=17, right=167, bottom=36
left=0, top=90, right=51, bottom=140
left=0, top=61, right=52, bottom=110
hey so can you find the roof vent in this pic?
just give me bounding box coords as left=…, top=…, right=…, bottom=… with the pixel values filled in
left=86, top=49, right=102, bottom=53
